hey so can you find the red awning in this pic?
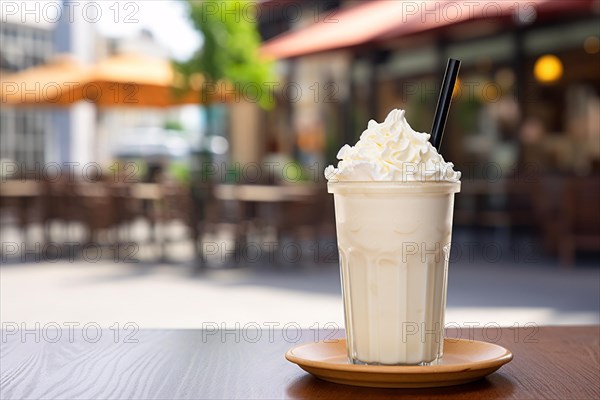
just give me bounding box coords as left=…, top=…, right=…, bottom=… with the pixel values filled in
left=260, top=0, right=595, bottom=59
left=260, top=0, right=412, bottom=59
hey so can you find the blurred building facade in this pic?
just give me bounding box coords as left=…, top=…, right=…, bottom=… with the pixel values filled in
left=1, top=0, right=100, bottom=169
left=258, top=0, right=600, bottom=172
left=0, top=17, right=55, bottom=168
left=0, top=1, right=189, bottom=172
left=257, top=0, right=600, bottom=263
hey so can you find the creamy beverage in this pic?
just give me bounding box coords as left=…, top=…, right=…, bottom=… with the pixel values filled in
left=326, top=109, right=461, bottom=365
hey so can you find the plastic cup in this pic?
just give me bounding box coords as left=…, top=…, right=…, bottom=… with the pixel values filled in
left=328, top=181, right=460, bottom=365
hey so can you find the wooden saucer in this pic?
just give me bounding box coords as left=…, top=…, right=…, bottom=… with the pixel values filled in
left=285, top=338, right=512, bottom=388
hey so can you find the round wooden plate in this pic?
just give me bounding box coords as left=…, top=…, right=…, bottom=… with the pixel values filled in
left=285, top=338, right=513, bottom=388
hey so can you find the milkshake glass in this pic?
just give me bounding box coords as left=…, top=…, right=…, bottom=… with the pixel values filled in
left=325, top=108, right=461, bottom=366
left=328, top=181, right=460, bottom=365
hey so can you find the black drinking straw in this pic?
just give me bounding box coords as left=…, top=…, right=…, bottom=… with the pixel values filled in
left=430, top=58, right=461, bottom=151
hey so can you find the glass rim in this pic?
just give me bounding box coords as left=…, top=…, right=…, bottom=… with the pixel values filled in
left=327, top=180, right=460, bottom=194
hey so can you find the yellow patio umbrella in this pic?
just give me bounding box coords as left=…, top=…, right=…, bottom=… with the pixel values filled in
left=91, top=53, right=218, bottom=108
left=1, top=53, right=228, bottom=108
left=0, top=54, right=94, bottom=107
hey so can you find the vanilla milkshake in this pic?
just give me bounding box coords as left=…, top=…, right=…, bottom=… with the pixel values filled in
left=326, top=109, right=461, bottom=365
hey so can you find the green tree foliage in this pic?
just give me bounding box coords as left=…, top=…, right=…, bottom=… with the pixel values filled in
left=177, top=0, right=275, bottom=109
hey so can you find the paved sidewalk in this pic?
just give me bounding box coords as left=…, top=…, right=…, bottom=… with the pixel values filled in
left=2, top=248, right=598, bottom=328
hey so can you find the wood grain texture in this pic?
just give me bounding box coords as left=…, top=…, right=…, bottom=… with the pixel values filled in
left=1, top=327, right=598, bottom=399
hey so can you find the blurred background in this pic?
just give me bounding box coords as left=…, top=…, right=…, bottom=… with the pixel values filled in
left=1, top=0, right=599, bottom=328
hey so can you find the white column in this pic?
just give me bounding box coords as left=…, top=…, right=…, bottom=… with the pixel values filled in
left=70, top=101, right=96, bottom=170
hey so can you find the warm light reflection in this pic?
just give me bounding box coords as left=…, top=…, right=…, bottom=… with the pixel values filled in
left=534, top=54, right=563, bottom=83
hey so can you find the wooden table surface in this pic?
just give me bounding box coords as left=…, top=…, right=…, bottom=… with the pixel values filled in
left=1, top=326, right=598, bottom=399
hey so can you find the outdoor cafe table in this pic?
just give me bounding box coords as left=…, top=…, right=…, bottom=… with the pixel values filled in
left=213, top=183, right=319, bottom=202
left=1, top=326, right=598, bottom=399
left=212, top=183, right=320, bottom=241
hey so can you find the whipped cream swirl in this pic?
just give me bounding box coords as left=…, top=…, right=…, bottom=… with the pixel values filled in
left=325, top=109, right=461, bottom=182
